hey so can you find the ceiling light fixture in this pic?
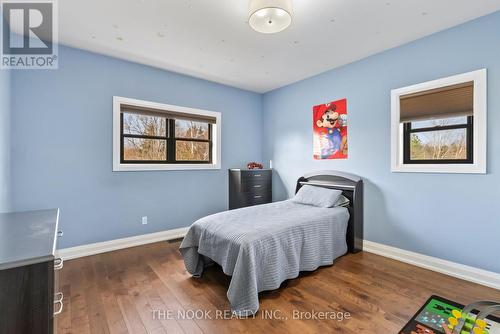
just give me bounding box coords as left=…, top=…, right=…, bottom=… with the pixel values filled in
left=249, top=0, right=293, bottom=34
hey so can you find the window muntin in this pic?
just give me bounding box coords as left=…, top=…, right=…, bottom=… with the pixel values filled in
left=403, top=116, right=473, bottom=164
left=120, top=112, right=212, bottom=164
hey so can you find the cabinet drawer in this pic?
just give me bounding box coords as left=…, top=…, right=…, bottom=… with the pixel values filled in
left=240, top=191, right=272, bottom=206
left=241, top=178, right=271, bottom=192
left=240, top=170, right=271, bottom=180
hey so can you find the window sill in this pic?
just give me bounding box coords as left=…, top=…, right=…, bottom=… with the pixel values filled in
left=113, top=163, right=221, bottom=172
left=391, top=163, right=486, bottom=174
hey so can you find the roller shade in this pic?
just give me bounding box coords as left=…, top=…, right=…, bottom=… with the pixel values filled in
left=121, top=104, right=217, bottom=124
left=400, top=81, right=473, bottom=122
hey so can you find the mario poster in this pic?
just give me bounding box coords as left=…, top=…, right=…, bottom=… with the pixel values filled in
left=313, top=98, right=348, bottom=160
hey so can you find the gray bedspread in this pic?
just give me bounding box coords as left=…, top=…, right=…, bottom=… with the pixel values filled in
left=179, top=200, right=349, bottom=316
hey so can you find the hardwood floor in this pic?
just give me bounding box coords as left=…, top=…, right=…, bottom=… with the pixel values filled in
left=56, top=241, right=500, bottom=334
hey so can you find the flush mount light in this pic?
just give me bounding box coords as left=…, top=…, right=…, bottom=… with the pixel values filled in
left=249, top=0, right=293, bottom=34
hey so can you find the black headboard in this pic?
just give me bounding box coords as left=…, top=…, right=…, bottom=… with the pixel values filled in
left=295, top=171, right=363, bottom=253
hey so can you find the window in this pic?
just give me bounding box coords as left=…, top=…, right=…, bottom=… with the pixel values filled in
left=391, top=69, right=486, bottom=174
left=113, top=97, right=221, bottom=171
left=404, top=116, right=472, bottom=164
left=121, top=115, right=212, bottom=164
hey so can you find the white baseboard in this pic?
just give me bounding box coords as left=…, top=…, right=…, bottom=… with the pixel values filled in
left=363, top=240, right=500, bottom=290
left=56, top=227, right=189, bottom=260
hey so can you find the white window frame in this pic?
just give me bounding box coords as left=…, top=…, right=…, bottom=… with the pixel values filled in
left=113, top=96, right=221, bottom=171
left=390, top=69, right=487, bottom=174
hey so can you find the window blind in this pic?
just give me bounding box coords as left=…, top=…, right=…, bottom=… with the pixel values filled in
left=400, top=81, right=473, bottom=122
left=121, top=104, right=217, bottom=124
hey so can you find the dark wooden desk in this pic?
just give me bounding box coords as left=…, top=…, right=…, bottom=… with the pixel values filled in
left=0, top=209, right=62, bottom=334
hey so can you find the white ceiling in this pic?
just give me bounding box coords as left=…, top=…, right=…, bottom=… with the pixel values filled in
left=58, top=0, right=500, bottom=93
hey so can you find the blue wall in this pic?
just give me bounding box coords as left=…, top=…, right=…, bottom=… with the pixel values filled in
left=0, top=69, right=10, bottom=213
left=10, top=46, right=262, bottom=248
left=262, top=11, right=500, bottom=273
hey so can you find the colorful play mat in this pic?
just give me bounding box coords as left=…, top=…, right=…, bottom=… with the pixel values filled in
left=400, top=295, right=500, bottom=334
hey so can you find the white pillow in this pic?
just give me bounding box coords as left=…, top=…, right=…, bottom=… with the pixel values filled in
left=291, top=185, right=343, bottom=208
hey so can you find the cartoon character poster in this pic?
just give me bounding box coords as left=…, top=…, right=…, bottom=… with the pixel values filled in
left=313, top=98, right=348, bottom=160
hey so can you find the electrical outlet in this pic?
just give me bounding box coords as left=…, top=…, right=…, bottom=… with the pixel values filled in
left=142, top=216, right=148, bottom=225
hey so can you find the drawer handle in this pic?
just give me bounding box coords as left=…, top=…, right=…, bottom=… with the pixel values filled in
left=54, top=292, right=63, bottom=303
left=57, top=230, right=64, bottom=237
left=54, top=298, right=64, bottom=315
left=54, top=258, right=64, bottom=270
left=54, top=292, right=64, bottom=315
left=253, top=185, right=262, bottom=188
left=254, top=195, right=262, bottom=199
left=254, top=174, right=261, bottom=177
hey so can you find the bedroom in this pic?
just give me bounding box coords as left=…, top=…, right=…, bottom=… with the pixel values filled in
left=0, top=0, right=500, bottom=333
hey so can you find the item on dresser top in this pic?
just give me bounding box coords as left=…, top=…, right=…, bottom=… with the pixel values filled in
left=247, top=162, right=263, bottom=169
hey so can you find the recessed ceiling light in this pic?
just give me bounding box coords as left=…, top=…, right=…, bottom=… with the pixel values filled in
left=116, top=36, right=123, bottom=41
left=249, top=0, right=293, bottom=34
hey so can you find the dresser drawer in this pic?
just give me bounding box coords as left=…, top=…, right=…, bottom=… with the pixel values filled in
left=239, top=191, right=272, bottom=207
left=241, top=178, right=271, bottom=193
left=240, top=170, right=271, bottom=180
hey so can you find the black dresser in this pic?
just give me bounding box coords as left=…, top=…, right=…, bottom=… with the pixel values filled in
left=229, top=169, right=272, bottom=209
left=0, top=209, right=63, bottom=334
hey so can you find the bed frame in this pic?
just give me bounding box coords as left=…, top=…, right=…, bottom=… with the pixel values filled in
left=295, top=171, right=363, bottom=253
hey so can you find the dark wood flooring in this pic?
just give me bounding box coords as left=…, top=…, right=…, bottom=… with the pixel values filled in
left=55, top=241, right=500, bottom=334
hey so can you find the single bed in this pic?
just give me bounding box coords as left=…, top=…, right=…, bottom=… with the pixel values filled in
left=180, top=171, right=363, bottom=316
